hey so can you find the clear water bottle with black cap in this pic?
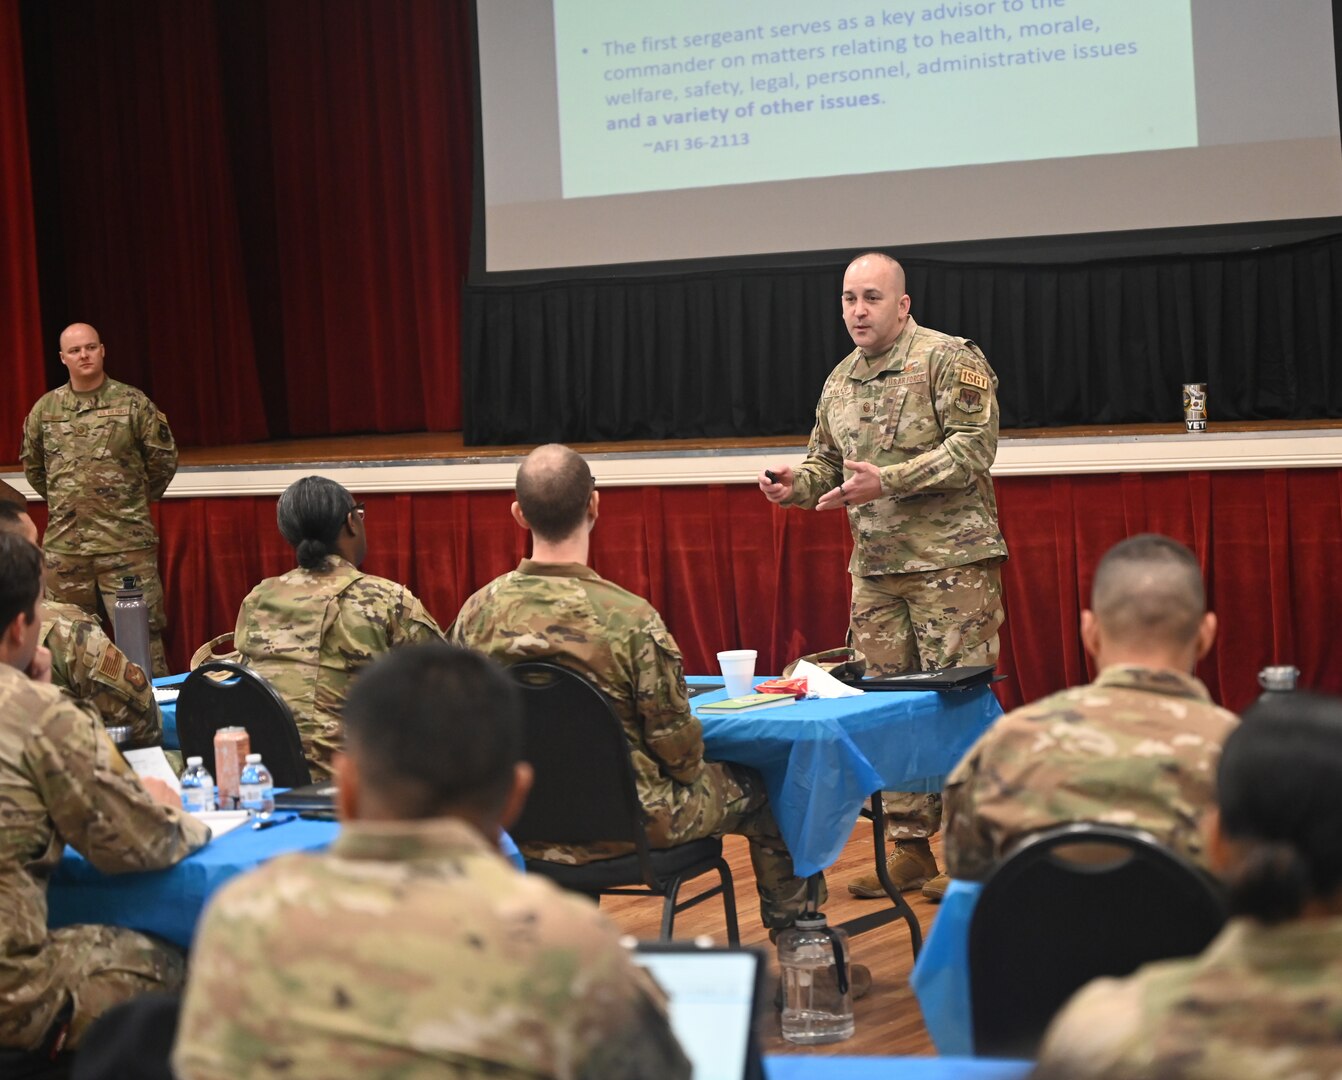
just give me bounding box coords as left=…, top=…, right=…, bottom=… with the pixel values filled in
left=777, top=911, right=854, bottom=1044
left=112, top=575, right=153, bottom=677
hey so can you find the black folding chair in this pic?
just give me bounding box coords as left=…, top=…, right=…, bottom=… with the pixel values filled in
left=176, top=661, right=311, bottom=787
left=969, top=822, right=1227, bottom=1058
left=69, top=992, right=180, bottom=1080
left=508, top=661, right=740, bottom=945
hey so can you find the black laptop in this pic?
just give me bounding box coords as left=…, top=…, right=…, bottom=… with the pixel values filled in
left=843, top=663, right=998, bottom=692
left=272, top=782, right=338, bottom=812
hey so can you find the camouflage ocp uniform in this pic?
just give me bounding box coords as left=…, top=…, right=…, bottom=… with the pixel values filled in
left=1034, top=916, right=1342, bottom=1080
left=172, top=817, right=691, bottom=1080
left=234, top=554, right=444, bottom=780
left=449, top=559, right=817, bottom=929
left=21, top=377, right=178, bottom=676
left=943, top=665, right=1239, bottom=881
left=786, top=315, right=1009, bottom=837
left=0, top=663, right=209, bottom=1051
left=41, top=600, right=162, bottom=749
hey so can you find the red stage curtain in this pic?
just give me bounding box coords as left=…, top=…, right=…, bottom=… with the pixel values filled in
left=18, top=0, right=472, bottom=448
left=26, top=0, right=266, bottom=447
left=91, top=468, right=1339, bottom=717
left=0, top=0, right=45, bottom=459
left=260, top=0, right=473, bottom=437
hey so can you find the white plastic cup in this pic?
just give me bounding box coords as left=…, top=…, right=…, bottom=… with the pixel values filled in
left=717, top=649, right=758, bottom=698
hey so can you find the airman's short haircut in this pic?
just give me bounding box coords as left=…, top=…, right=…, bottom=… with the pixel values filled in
left=1090, top=534, right=1206, bottom=647
left=0, top=533, right=42, bottom=633
left=0, top=502, right=28, bottom=531
left=342, top=643, right=523, bottom=819
left=515, top=444, right=595, bottom=543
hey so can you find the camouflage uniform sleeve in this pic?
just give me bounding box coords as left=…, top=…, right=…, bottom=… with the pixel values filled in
left=29, top=697, right=208, bottom=871
left=388, top=587, right=445, bottom=646
left=20, top=400, right=47, bottom=498
left=1033, top=974, right=1148, bottom=1079
left=637, top=618, right=705, bottom=785
left=135, top=395, right=178, bottom=500
left=941, top=731, right=999, bottom=882
left=787, top=376, right=845, bottom=510
left=879, top=341, right=998, bottom=498
left=54, top=616, right=161, bottom=747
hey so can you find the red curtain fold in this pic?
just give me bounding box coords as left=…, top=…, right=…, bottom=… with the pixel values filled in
left=84, top=468, right=1336, bottom=717
left=17, top=0, right=472, bottom=450
left=33, top=0, right=267, bottom=448
left=262, top=0, right=472, bottom=436
left=0, top=0, right=45, bottom=458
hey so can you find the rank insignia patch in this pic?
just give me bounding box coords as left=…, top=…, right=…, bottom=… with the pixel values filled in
left=956, top=367, right=990, bottom=391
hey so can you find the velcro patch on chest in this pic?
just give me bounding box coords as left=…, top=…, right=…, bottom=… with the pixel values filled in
left=956, top=367, right=990, bottom=391
left=97, top=647, right=124, bottom=681
left=95, top=408, right=131, bottom=418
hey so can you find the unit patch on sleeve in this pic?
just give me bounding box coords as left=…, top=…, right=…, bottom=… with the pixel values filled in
left=955, top=386, right=984, bottom=413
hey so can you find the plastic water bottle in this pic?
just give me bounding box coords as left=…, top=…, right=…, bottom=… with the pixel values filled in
left=777, top=912, right=855, bottom=1044
left=238, top=754, right=275, bottom=815
left=180, top=756, right=217, bottom=813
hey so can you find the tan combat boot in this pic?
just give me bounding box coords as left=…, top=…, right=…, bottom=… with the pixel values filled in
left=921, top=872, right=950, bottom=902
left=846, top=838, right=939, bottom=898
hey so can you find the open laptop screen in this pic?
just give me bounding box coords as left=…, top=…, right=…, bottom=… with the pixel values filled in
left=632, top=945, right=764, bottom=1080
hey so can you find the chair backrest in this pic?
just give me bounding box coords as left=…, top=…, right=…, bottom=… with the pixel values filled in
left=969, top=822, right=1228, bottom=1059
left=507, top=661, right=648, bottom=857
left=176, top=661, right=312, bottom=788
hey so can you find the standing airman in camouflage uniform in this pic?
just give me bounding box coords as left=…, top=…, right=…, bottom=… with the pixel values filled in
left=944, top=534, right=1236, bottom=881
left=1033, top=691, right=1342, bottom=1080
left=760, top=253, right=1007, bottom=899
left=451, top=445, right=818, bottom=931
left=174, top=644, right=690, bottom=1080
left=20, top=323, right=177, bottom=676
left=0, top=501, right=161, bottom=748
left=235, top=476, right=443, bottom=780
left=0, top=533, right=209, bottom=1053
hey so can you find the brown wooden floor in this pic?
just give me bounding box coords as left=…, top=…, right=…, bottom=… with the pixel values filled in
left=6, top=419, right=1338, bottom=473
left=599, top=820, right=944, bottom=1060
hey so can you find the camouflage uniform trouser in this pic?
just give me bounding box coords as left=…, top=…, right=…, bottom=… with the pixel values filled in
left=666, top=760, right=826, bottom=930
left=43, top=547, right=169, bottom=677
left=850, top=560, right=1004, bottom=840
left=0, top=925, right=186, bottom=1051
left=523, top=762, right=825, bottom=930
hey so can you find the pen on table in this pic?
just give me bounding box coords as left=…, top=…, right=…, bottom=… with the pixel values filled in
left=252, top=812, right=297, bottom=831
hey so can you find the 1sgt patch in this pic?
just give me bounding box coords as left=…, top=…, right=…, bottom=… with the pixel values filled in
left=956, top=386, right=984, bottom=414
left=956, top=367, right=990, bottom=391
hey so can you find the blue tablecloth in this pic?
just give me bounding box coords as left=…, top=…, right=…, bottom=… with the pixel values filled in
left=911, top=879, right=984, bottom=1056
left=764, top=1056, right=1028, bottom=1079
left=692, top=679, right=1002, bottom=879
left=48, top=818, right=525, bottom=949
